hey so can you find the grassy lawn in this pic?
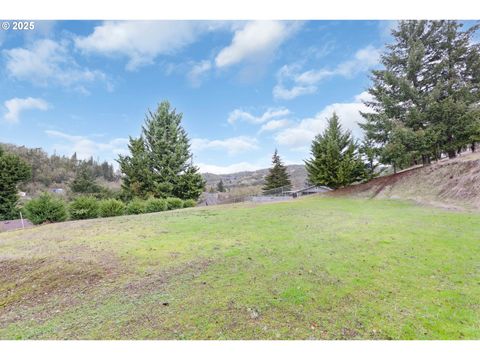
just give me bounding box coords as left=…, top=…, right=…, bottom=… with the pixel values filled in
left=1, top=196, right=479, bottom=339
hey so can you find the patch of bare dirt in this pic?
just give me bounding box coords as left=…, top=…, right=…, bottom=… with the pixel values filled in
left=0, top=254, right=122, bottom=327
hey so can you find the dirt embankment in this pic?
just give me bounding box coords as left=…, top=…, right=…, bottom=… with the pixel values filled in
left=331, top=151, right=480, bottom=210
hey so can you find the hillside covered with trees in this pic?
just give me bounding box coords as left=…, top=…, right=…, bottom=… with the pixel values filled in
left=0, top=143, right=119, bottom=197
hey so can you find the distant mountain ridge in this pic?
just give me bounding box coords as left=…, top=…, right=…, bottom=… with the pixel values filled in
left=202, top=164, right=308, bottom=190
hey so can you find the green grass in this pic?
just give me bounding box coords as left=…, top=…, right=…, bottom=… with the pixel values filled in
left=1, top=196, right=479, bottom=339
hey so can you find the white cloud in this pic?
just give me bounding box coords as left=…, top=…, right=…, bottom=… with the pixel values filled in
left=215, top=21, right=299, bottom=68
left=258, top=119, right=290, bottom=133
left=227, top=107, right=290, bottom=125
left=45, top=130, right=129, bottom=162
left=187, top=60, right=212, bottom=87
left=3, top=39, right=107, bottom=91
left=274, top=92, right=372, bottom=149
left=272, top=64, right=318, bottom=100
left=273, top=45, right=381, bottom=100
left=334, top=45, right=381, bottom=76
left=3, top=97, right=49, bottom=123
left=191, top=136, right=258, bottom=155
left=75, top=21, right=226, bottom=70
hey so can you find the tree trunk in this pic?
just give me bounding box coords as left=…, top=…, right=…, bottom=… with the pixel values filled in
left=472, top=142, right=476, bottom=153
left=448, top=149, right=456, bottom=159
left=421, top=155, right=427, bottom=166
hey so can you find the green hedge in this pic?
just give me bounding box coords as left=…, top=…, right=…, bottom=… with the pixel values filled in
left=24, top=193, right=68, bottom=225
left=166, top=197, right=184, bottom=210
left=126, top=198, right=146, bottom=215
left=69, top=196, right=99, bottom=220
left=145, top=198, right=167, bottom=213
left=23, top=194, right=196, bottom=225
left=98, top=199, right=125, bottom=217
left=183, top=199, right=197, bottom=208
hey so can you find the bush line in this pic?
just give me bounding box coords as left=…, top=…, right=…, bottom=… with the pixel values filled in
left=22, top=193, right=196, bottom=225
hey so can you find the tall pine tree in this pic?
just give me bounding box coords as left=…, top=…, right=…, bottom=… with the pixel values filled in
left=263, top=149, right=292, bottom=194
left=305, top=113, right=366, bottom=189
left=118, top=101, right=205, bottom=200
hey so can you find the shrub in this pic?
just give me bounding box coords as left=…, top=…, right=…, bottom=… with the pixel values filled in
left=144, top=197, right=167, bottom=213
left=126, top=198, right=146, bottom=215
left=98, top=199, right=125, bottom=218
left=166, top=197, right=184, bottom=210
left=69, top=196, right=99, bottom=220
left=23, top=193, right=68, bottom=225
left=183, top=199, right=197, bottom=208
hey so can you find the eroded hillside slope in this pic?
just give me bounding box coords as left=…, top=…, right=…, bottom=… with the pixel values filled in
left=332, top=152, right=480, bottom=210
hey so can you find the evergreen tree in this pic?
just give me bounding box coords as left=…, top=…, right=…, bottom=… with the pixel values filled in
left=174, top=165, right=206, bottom=200
left=118, top=137, right=155, bottom=199
left=216, top=180, right=226, bottom=192
left=263, top=149, right=292, bottom=194
left=70, top=163, right=101, bottom=194
left=359, top=138, right=381, bottom=179
left=118, top=101, right=205, bottom=200
left=0, top=146, right=31, bottom=220
left=305, top=113, right=366, bottom=189
left=99, top=161, right=114, bottom=181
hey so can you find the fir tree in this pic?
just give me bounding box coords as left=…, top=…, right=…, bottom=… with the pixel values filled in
left=305, top=113, right=366, bottom=189
left=359, top=138, right=381, bottom=179
left=263, top=149, right=292, bottom=194
left=216, top=180, right=226, bottom=192
left=118, top=101, right=205, bottom=200
left=70, top=163, right=100, bottom=194
left=0, top=146, right=31, bottom=220
left=118, top=137, right=154, bottom=199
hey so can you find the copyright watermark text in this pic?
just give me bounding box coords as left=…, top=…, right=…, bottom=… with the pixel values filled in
left=1, top=21, right=35, bottom=31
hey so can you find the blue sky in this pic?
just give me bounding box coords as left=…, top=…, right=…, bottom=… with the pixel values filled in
left=0, top=20, right=437, bottom=173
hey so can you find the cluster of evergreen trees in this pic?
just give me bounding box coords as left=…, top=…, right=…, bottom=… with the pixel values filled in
left=263, top=114, right=371, bottom=191
left=361, top=20, right=480, bottom=172
left=263, top=21, right=480, bottom=191
left=0, top=101, right=205, bottom=220
left=118, top=101, right=205, bottom=201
